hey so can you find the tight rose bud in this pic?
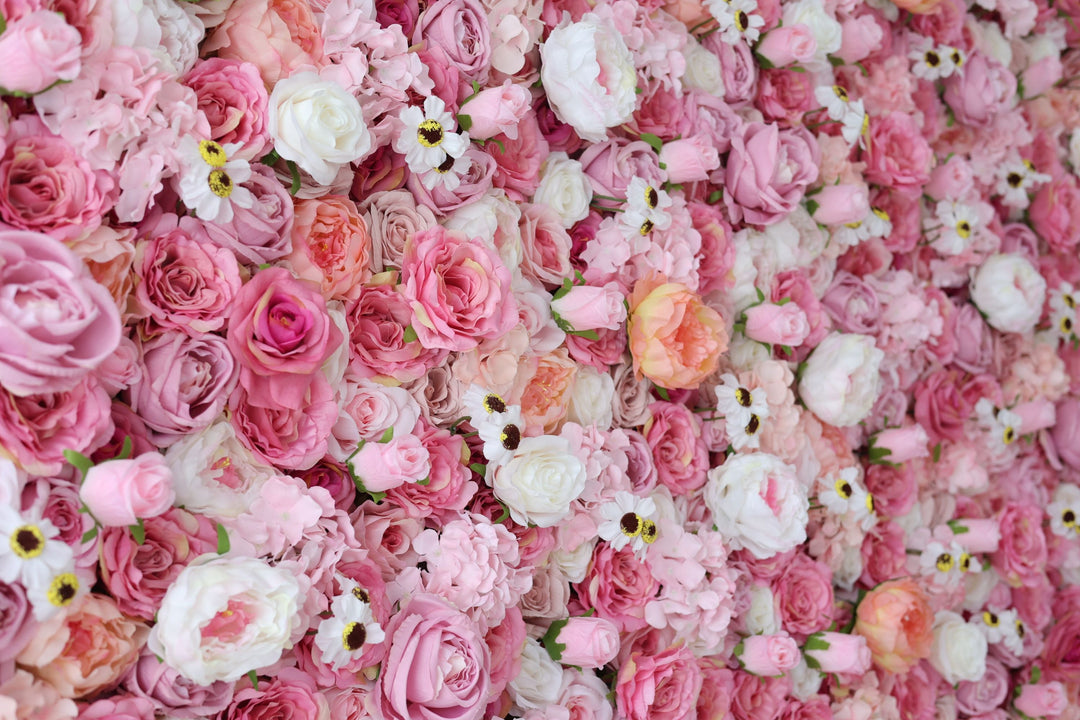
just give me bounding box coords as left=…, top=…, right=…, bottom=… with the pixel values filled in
left=810, top=185, right=870, bottom=226
left=347, top=435, right=431, bottom=493
left=1012, top=400, right=1056, bottom=434
left=950, top=518, right=1001, bottom=554
left=553, top=616, right=620, bottom=668
left=459, top=81, right=532, bottom=140
left=739, top=633, right=800, bottom=676
left=1014, top=682, right=1069, bottom=718
left=871, top=425, right=930, bottom=464
left=744, top=302, right=811, bottom=347
left=80, top=453, right=176, bottom=527
left=803, top=632, right=872, bottom=676
left=658, top=137, right=721, bottom=184
left=755, top=24, right=818, bottom=67
left=550, top=282, right=628, bottom=332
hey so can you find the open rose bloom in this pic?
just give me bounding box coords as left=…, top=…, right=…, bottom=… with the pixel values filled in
left=0, top=0, right=1078, bottom=716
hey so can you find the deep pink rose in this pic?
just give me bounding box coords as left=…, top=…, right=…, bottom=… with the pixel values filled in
left=772, top=554, right=834, bottom=638
left=375, top=593, right=491, bottom=720
left=1031, top=175, right=1080, bottom=254
left=755, top=69, right=816, bottom=124
left=633, top=84, right=694, bottom=141
left=294, top=460, right=355, bottom=511
left=80, top=452, right=174, bottom=528
left=565, top=324, right=627, bottom=370
left=352, top=144, right=409, bottom=198
left=128, top=331, right=238, bottom=445
left=616, top=645, right=703, bottom=720
left=864, top=112, right=933, bottom=197
left=412, top=0, right=491, bottom=82
left=383, top=418, right=476, bottom=522
left=644, top=401, right=709, bottom=496
left=77, top=696, right=157, bottom=720
left=822, top=271, right=882, bottom=335
left=724, top=122, right=819, bottom=226
left=229, top=374, right=339, bottom=471
left=0, top=10, right=81, bottom=95
left=183, top=57, right=269, bottom=160
left=992, top=503, right=1048, bottom=588
left=227, top=267, right=343, bottom=406
left=577, top=544, right=659, bottom=632
left=200, top=164, right=294, bottom=266
left=345, top=284, right=448, bottom=383
left=913, top=368, right=973, bottom=443
left=376, top=0, right=420, bottom=35
left=860, top=520, right=908, bottom=587
left=729, top=671, right=789, bottom=720
left=943, top=53, right=1017, bottom=128
left=400, top=226, right=517, bottom=352
left=955, top=657, right=1010, bottom=715
left=0, top=229, right=121, bottom=397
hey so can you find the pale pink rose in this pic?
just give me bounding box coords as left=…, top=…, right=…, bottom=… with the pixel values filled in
left=803, top=632, right=872, bottom=675
left=80, top=453, right=175, bottom=528
left=77, top=695, right=157, bottom=720
left=345, top=283, right=449, bottom=384
left=412, top=0, right=491, bottom=82
left=383, top=418, right=476, bottom=523
left=956, top=658, right=1010, bottom=715
left=0, top=10, right=81, bottom=95
left=739, top=634, right=800, bottom=676
left=724, top=122, right=820, bottom=226
left=229, top=375, right=339, bottom=471
left=183, top=58, right=270, bottom=160
left=992, top=503, right=1048, bottom=587
left=1022, top=55, right=1063, bottom=99
left=350, top=434, right=431, bottom=493
left=923, top=154, right=975, bottom=201
left=519, top=203, right=573, bottom=289
left=220, top=668, right=329, bottom=720
left=550, top=282, right=627, bottom=332
left=0, top=670, right=77, bottom=720
left=1031, top=176, right=1080, bottom=254
left=1013, top=399, right=1056, bottom=433
left=555, top=616, right=621, bottom=668
left=204, top=0, right=324, bottom=87
left=810, top=185, right=870, bottom=226
left=864, top=112, right=933, bottom=197
left=950, top=517, right=1000, bottom=554
left=658, top=137, right=721, bottom=184
left=460, top=81, right=531, bottom=140
left=1053, top=397, right=1080, bottom=469
left=616, top=645, right=703, bottom=720
left=943, top=52, right=1017, bottom=128
left=835, top=13, right=884, bottom=63
left=871, top=425, right=930, bottom=463
left=743, top=303, right=811, bottom=347
left=755, top=24, right=817, bottom=67
left=1015, top=682, right=1069, bottom=717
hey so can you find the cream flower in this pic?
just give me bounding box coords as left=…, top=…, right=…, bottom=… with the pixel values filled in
left=597, top=491, right=658, bottom=556
left=492, top=435, right=587, bottom=527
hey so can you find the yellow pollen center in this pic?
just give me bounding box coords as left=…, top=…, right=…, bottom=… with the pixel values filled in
left=352, top=587, right=370, bottom=603
left=640, top=219, right=654, bottom=236
left=1016, top=620, right=1025, bottom=638
left=433, top=154, right=456, bottom=174
left=956, top=221, right=971, bottom=238
left=1065, top=294, right=1076, bottom=309
left=342, top=622, right=366, bottom=651
left=845, top=220, right=863, bottom=229
left=983, top=611, right=999, bottom=626
left=199, top=140, right=227, bottom=167
left=833, top=85, right=848, bottom=102
left=745, top=414, right=760, bottom=436
left=735, top=387, right=752, bottom=407
left=951, top=51, right=963, bottom=66
left=1003, top=426, right=1015, bottom=444
left=866, top=493, right=875, bottom=512
left=208, top=170, right=233, bottom=198
left=417, top=119, right=445, bottom=148
left=11, top=525, right=44, bottom=559
left=925, top=51, right=941, bottom=67
left=872, top=207, right=890, bottom=222
left=735, top=10, right=749, bottom=30
left=935, top=552, right=954, bottom=572
left=645, top=186, right=659, bottom=209
left=835, top=479, right=853, bottom=499
left=47, top=573, right=79, bottom=607
left=640, top=519, right=658, bottom=544
left=619, top=512, right=643, bottom=538
left=959, top=553, right=972, bottom=572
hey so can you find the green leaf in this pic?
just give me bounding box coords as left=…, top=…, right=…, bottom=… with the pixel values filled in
left=932, top=442, right=942, bottom=463
left=402, top=325, right=418, bottom=343
left=116, top=436, right=133, bottom=460
left=215, top=522, right=230, bottom=554
left=754, top=52, right=775, bottom=70
left=380, top=427, right=395, bottom=443
left=495, top=502, right=510, bottom=523
left=539, top=618, right=569, bottom=662
left=469, top=462, right=487, bottom=476
left=80, top=526, right=98, bottom=544
left=568, top=328, right=600, bottom=341
left=259, top=149, right=280, bottom=165
left=457, top=114, right=472, bottom=132
left=947, top=519, right=969, bottom=535
left=247, top=670, right=259, bottom=690
left=867, top=444, right=899, bottom=467
left=707, top=189, right=723, bottom=204
left=804, top=633, right=831, bottom=652
left=64, top=450, right=93, bottom=479
left=755, top=287, right=766, bottom=303
left=804, top=654, right=822, bottom=670
left=0, top=12, right=7, bottom=34
left=806, top=199, right=820, bottom=217
left=287, top=160, right=301, bottom=195
left=856, top=61, right=869, bottom=77
left=639, top=132, right=664, bottom=153
left=634, top=85, right=642, bottom=94
left=1031, top=666, right=1042, bottom=684
left=654, top=386, right=670, bottom=401
left=489, top=138, right=506, bottom=154
left=789, top=65, right=806, bottom=73
left=417, top=476, right=430, bottom=486
left=130, top=519, right=146, bottom=546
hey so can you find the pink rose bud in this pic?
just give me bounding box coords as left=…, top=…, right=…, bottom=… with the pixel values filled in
left=1013, top=400, right=1055, bottom=434
left=835, top=14, right=884, bottom=64
left=872, top=425, right=930, bottom=464
left=555, top=616, right=620, bottom=668
left=658, top=136, right=721, bottom=184
left=755, top=24, right=817, bottom=67
left=923, top=155, right=975, bottom=201
left=810, top=185, right=871, bottom=226
left=550, top=282, right=628, bottom=332
left=804, top=632, right=872, bottom=676
left=951, top=518, right=1001, bottom=554
left=1021, top=56, right=1064, bottom=100
left=0, top=10, right=82, bottom=95
left=740, top=634, right=801, bottom=676
left=1015, top=682, right=1069, bottom=718
left=459, top=81, right=532, bottom=140
left=743, top=302, right=811, bottom=347
left=79, top=453, right=176, bottom=527
left=348, top=434, right=431, bottom=492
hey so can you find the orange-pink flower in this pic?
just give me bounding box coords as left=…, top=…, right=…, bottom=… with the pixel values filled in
left=854, top=578, right=934, bottom=673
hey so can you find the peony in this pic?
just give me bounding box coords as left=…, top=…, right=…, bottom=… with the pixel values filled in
left=854, top=578, right=934, bottom=674
left=798, top=333, right=884, bottom=427
left=539, top=13, right=637, bottom=143
left=147, top=555, right=304, bottom=686
left=929, top=611, right=987, bottom=685
left=492, top=435, right=587, bottom=528
left=533, top=152, right=593, bottom=228
left=704, top=453, right=808, bottom=559
left=970, top=254, right=1046, bottom=334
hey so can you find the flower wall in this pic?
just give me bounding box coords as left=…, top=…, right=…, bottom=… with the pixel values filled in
left=0, top=0, right=1079, bottom=718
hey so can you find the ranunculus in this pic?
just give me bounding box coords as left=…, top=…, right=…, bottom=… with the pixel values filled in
left=854, top=578, right=934, bottom=674
left=400, top=226, right=517, bottom=351
left=287, top=195, right=372, bottom=301
left=802, top=632, right=872, bottom=676
left=268, top=72, right=372, bottom=185
left=616, top=645, right=703, bottom=720
left=798, top=333, right=884, bottom=427
left=929, top=611, right=988, bottom=685
left=203, top=0, right=323, bottom=87
left=970, top=254, right=1046, bottom=334
left=375, top=593, right=490, bottom=720
left=738, top=634, right=800, bottom=677
left=183, top=57, right=270, bottom=160
left=492, top=435, right=587, bottom=528
left=724, top=122, right=819, bottom=226
left=147, top=555, right=304, bottom=686
left=743, top=302, right=811, bottom=347
left=704, top=453, right=808, bottom=559
left=554, top=616, right=621, bottom=668
left=0, top=230, right=121, bottom=397
left=0, top=10, right=81, bottom=95
left=1014, top=682, right=1069, bottom=717
left=80, top=452, right=175, bottom=527
left=627, top=276, right=727, bottom=390
left=540, top=13, right=637, bottom=143
left=864, top=112, right=933, bottom=197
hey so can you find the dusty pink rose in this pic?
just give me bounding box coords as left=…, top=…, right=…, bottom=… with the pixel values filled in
left=1031, top=175, right=1080, bottom=254
left=658, top=137, right=721, bottom=184
left=80, top=452, right=175, bottom=527
left=375, top=593, right=490, bottom=720
left=412, top=0, right=491, bottom=81
left=460, top=82, right=531, bottom=140
left=400, top=226, right=517, bottom=352
left=863, top=462, right=917, bottom=517
left=349, top=434, right=431, bottom=493
left=0, top=580, right=35, bottom=664
left=864, top=112, right=933, bottom=197
left=724, top=122, right=819, bottom=226
left=229, top=375, right=339, bottom=471
left=345, top=283, right=449, bottom=383
left=802, top=632, right=872, bottom=675
left=1014, top=682, right=1068, bottom=717
left=519, top=203, right=573, bottom=289
left=0, top=10, right=81, bottom=95
left=577, top=544, right=659, bottom=632
left=755, top=24, right=817, bottom=67
left=204, top=0, right=323, bottom=87
left=183, top=58, right=270, bottom=160
left=616, top=645, right=703, bottom=720
left=201, top=164, right=295, bottom=266
left=77, top=696, right=157, bottom=720
left=744, top=302, right=811, bottom=347
left=773, top=554, right=834, bottom=637
left=382, top=419, right=476, bottom=523
left=488, top=110, right=548, bottom=201
left=554, top=616, right=621, bottom=668
left=1052, top=397, right=1080, bottom=469
left=942, top=53, right=1017, bottom=128
left=1044, top=608, right=1080, bottom=683
left=644, top=401, right=709, bottom=496
left=222, top=668, right=329, bottom=720
left=992, top=502, right=1048, bottom=588
left=955, top=657, right=1010, bottom=715
left=739, top=634, right=800, bottom=677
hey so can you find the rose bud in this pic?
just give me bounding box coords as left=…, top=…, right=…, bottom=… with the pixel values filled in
left=755, top=24, right=817, bottom=68
left=80, top=453, right=176, bottom=527
left=1015, top=682, right=1069, bottom=718
left=744, top=302, right=811, bottom=347
left=459, top=81, right=532, bottom=140
left=553, top=616, right=620, bottom=668
left=739, top=633, right=800, bottom=676
left=810, top=184, right=870, bottom=226
left=347, top=434, right=431, bottom=493
left=658, top=136, right=721, bottom=184
left=550, top=282, right=628, bottom=332
left=871, top=425, right=930, bottom=464
left=803, top=632, right=873, bottom=676
left=0, top=10, right=81, bottom=96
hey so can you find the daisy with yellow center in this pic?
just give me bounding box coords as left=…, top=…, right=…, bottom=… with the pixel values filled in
left=598, top=491, right=658, bottom=557
left=919, top=539, right=965, bottom=585
left=621, top=176, right=673, bottom=240
left=26, top=569, right=84, bottom=621
left=974, top=398, right=1022, bottom=451
left=393, top=96, right=470, bottom=186
left=0, top=506, right=74, bottom=591
left=704, top=0, right=765, bottom=44
left=817, top=466, right=876, bottom=530
left=177, top=137, right=254, bottom=223
left=1049, top=483, right=1080, bottom=537
left=314, top=579, right=385, bottom=670
left=929, top=201, right=980, bottom=256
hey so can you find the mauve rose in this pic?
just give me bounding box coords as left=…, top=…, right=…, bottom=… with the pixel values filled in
left=349, top=500, right=424, bottom=579
left=223, top=668, right=329, bottom=720
left=0, top=580, right=35, bottom=664
left=376, top=0, right=420, bottom=35
left=0, top=229, right=121, bottom=397
left=183, top=58, right=270, bottom=160
left=0, top=10, right=81, bottom=95
left=77, top=696, right=157, bottom=720
left=490, top=111, right=549, bottom=201
left=1031, top=175, right=1080, bottom=254
left=204, top=0, right=323, bottom=87
left=578, top=138, right=663, bottom=200
left=943, top=53, right=1016, bottom=128
left=201, top=164, right=294, bottom=266
left=128, top=331, right=238, bottom=445
left=288, top=195, right=372, bottom=301
left=951, top=304, right=993, bottom=374
left=413, top=0, right=491, bottom=81
left=822, top=271, right=881, bottom=335
left=617, top=645, right=703, bottom=720
left=375, top=593, right=490, bottom=720
left=724, top=122, right=820, bottom=226
left=346, top=283, right=448, bottom=383
left=992, top=503, right=1048, bottom=588
left=644, top=401, right=709, bottom=496
left=229, top=375, right=338, bottom=471
left=772, top=554, right=834, bottom=638
left=359, top=190, right=437, bottom=273
left=955, top=657, right=1010, bottom=716
left=864, top=112, right=933, bottom=197
left=577, top=544, right=659, bottom=632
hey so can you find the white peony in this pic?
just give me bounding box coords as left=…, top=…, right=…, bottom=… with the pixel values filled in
left=744, top=584, right=780, bottom=635
left=682, top=41, right=725, bottom=96
left=268, top=71, right=373, bottom=185
left=970, top=254, right=1046, bottom=334
left=539, top=14, right=637, bottom=143
left=704, top=453, right=808, bottom=559
left=929, top=611, right=988, bottom=685
left=147, top=555, right=304, bottom=686
left=493, top=435, right=587, bottom=527
left=799, top=333, right=884, bottom=427
left=509, top=638, right=565, bottom=712
left=566, top=365, right=616, bottom=430
left=533, top=152, right=593, bottom=228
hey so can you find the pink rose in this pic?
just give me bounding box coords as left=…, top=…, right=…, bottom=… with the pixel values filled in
left=359, top=190, right=437, bottom=273
left=550, top=282, right=628, bottom=332
left=77, top=696, right=157, bottom=720
left=383, top=418, right=476, bottom=523
left=200, top=164, right=295, bottom=266
left=345, top=283, right=449, bottom=383
left=1015, top=683, right=1069, bottom=717
left=577, top=544, right=659, bottom=632
left=729, top=672, right=789, bottom=720
left=952, top=303, right=993, bottom=374
left=616, top=645, right=703, bottom=720
left=863, top=462, right=916, bottom=517
left=79, top=453, right=175, bottom=527
left=400, top=226, right=517, bottom=352
left=227, top=267, right=343, bottom=406
left=229, top=375, right=339, bottom=471
left=992, top=503, right=1048, bottom=587
left=955, top=658, right=1010, bottom=715
left=0, top=580, right=35, bottom=664
left=711, top=35, right=757, bottom=106
left=743, top=303, right=811, bottom=347
left=802, top=632, right=872, bottom=675
left=204, top=0, right=323, bottom=87
left=554, top=616, right=621, bottom=668
left=374, top=593, right=490, bottom=720
left=755, top=24, right=817, bottom=67
left=739, top=634, right=800, bottom=677
left=519, top=203, right=573, bottom=289
left=407, top=147, right=497, bottom=216
left=1013, top=399, right=1056, bottom=433
left=350, top=434, right=431, bottom=493
left=223, top=668, right=329, bottom=720
left=288, top=195, right=372, bottom=301
left=835, top=13, right=884, bottom=63
left=644, top=401, right=709, bottom=496
left=0, top=230, right=121, bottom=397
left=871, top=425, right=930, bottom=464
left=1022, top=55, right=1063, bottom=99
left=658, top=137, right=721, bottom=184
left=183, top=58, right=270, bottom=160
left=923, top=154, right=975, bottom=201
left=0, top=10, right=81, bottom=95
left=488, top=110, right=548, bottom=201
left=1052, top=397, right=1080, bottom=469
left=772, top=554, right=834, bottom=638
left=1031, top=176, right=1080, bottom=254
left=724, top=122, right=820, bottom=226
left=864, top=112, right=933, bottom=197
left=412, top=0, right=491, bottom=82
left=951, top=517, right=1000, bottom=554
left=943, top=53, right=1017, bottom=128
left=1044, top=608, right=1080, bottom=683
left=860, top=521, right=909, bottom=587
left=376, top=0, right=420, bottom=36
left=756, top=69, right=815, bottom=125
left=460, top=82, right=531, bottom=140
left=810, top=185, right=870, bottom=226
left=579, top=138, right=663, bottom=199
left=822, top=271, right=881, bottom=336
left=913, top=368, right=974, bottom=443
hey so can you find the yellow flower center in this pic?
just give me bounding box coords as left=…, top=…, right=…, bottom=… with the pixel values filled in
left=924, top=50, right=941, bottom=67
left=1002, top=426, right=1015, bottom=445
left=833, top=85, right=848, bottom=102
left=11, top=525, right=44, bottom=559
left=1063, top=509, right=1077, bottom=528
left=1016, top=619, right=1026, bottom=638
left=1064, top=293, right=1076, bottom=309
left=951, top=50, right=963, bottom=66
left=983, top=610, right=999, bottom=627
left=351, top=586, right=370, bottom=603
left=645, top=185, right=659, bottom=210
left=734, top=387, right=752, bottom=408
left=872, top=207, right=890, bottom=222
left=199, top=140, right=228, bottom=167
left=959, top=553, right=972, bottom=572
left=640, top=518, right=658, bottom=544
left=956, top=221, right=971, bottom=238
left=47, top=573, right=79, bottom=607
left=735, top=10, right=750, bottom=31
left=500, top=424, right=521, bottom=451
left=417, top=119, right=445, bottom=148
left=208, top=170, right=233, bottom=198
left=433, top=154, right=456, bottom=174
left=745, top=414, right=761, bottom=436
left=342, top=622, right=366, bottom=651
left=835, top=479, right=853, bottom=500
left=845, top=220, right=863, bottom=229
left=865, top=493, right=875, bottom=513
left=935, top=552, right=954, bottom=572
left=640, top=219, right=654, bottom=236
left=620, top=512, right=643, bottom=538
left=481, top=393, right=507, bottom=414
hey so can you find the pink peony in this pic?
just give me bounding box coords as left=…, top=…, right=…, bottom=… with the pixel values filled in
left=616, top=645, right=703, bottom=720
left=724, top=122, right=820, bottom=226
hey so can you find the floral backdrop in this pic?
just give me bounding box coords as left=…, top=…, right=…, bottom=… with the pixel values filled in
left=0, top=0, right=1079, bottom=718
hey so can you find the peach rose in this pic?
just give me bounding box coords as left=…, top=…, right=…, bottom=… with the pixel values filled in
left=520, top=348, right=578, bottom=435
left=204, top=0, right=323, bottom=87
left=288, top=195, right=372, bottom=301
left=854, top=578, right=934, bottom=674
left=627, top=275, right=728, bottom=390
left=17, top=593, right=148, bottom=699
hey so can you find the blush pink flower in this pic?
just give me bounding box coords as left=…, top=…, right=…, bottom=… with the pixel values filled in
left=204, top=0, right=324, bottom=87
left=644, top=401, right=709, bottom=496
left=183, top=58, right=270, bottom=160
left=229, top=375, right=339, bottom=471
left=724, top=122, right=819, bottom=226
left=221, top=667, right=330, bottom=720
left=80, top=453, right=175, bottom=528
left=577, top=544, right=659, bottom=632
left=0, top=10, right=81, bottom=95
left=772, top=554, right=834, bottom=638
left=616, top=645, right=703, bottom=720
left=288, top=195, right=373, bottom=301
left=864, top=112, right=933, bottom=197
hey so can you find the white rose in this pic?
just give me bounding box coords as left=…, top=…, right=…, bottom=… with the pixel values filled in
left=799, top=333, right=884, bottom=427
left=682, top=41, right=725, bottom=96
left=744, top=584, right=780, bottom=635
left=566, top=365, right=615, bottom=430
left=551, top=538, right=596, bottom=583
left=509, top=638, right=565, bottom=712
left=781, top=0, right=842, bottom=70
left=150, top=0, right=203, bottom=75
left=533, top=152, right=592, bottom=228
left=539, top=14, right=637, bottom=143
left=445, top=190, right=523, bottom=271
left=970, top=254, right=1046, bottom=334
left=730, top=233, right=761, bottom=313
left=704, top=453, right=808, bottom=559
left=166, top=422, right=274, bottom=518
left=268, top=71, right=372, bottom=185
left=147, top=555, right=304, bottom=685
left=493, top=436, right=587, bottom=527
left=929, top=611, right=987, bottom=685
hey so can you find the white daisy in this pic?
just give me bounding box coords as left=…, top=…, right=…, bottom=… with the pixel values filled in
left=715, top=373, right=769, bottom=422
left=393, top=96, right=470, bottom=175
left=995, top=158, right=1050, bottom=208
left=909, top=37, right=953, bottom=81
left=973, top=607, right=1023, bottom=655
left=177, top=138, right=254, bottom=223
left=315, top=583, right=385, bottom=670
left=478, top=419, right=524, bottom=466
left=419, top=150, right=471, bottom=191
left=919, top=539, right=965, bottom=586
left=597, top=491, right=658, bottom=556
left=840, top=99, right=868, bottom=146
left=975, top=398, right=1022, bottom=449
left=929, top=201, right=979, bottom=256
left=1049, top=483, right=1080, bottom=538
left=1050, top=282, right=1078, bottom=316
left=704, top=0, right=765, bottom=44
left=621, top=176, right=673, bottom=239
left=726, top=410, right=766, bottom=451
left=1049, top=306, right=1077, bottom=344
left=832, top=206, right=891, bottom=249
left=25, top=569, right=83, bottom=621
left=818, top=467, right=876, bottom=530
left=941, top=45, right=966, bottom=73
left=0, top=506, right=74, bottom=590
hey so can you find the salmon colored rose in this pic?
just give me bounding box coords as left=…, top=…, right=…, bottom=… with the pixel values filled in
left=627, top=275, right=727, bottom=390
left=854, top=578, right=934, bottom=673
left=203, top=0, right=323, bottom=88
left=288, top=195, right=372, bottom=302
